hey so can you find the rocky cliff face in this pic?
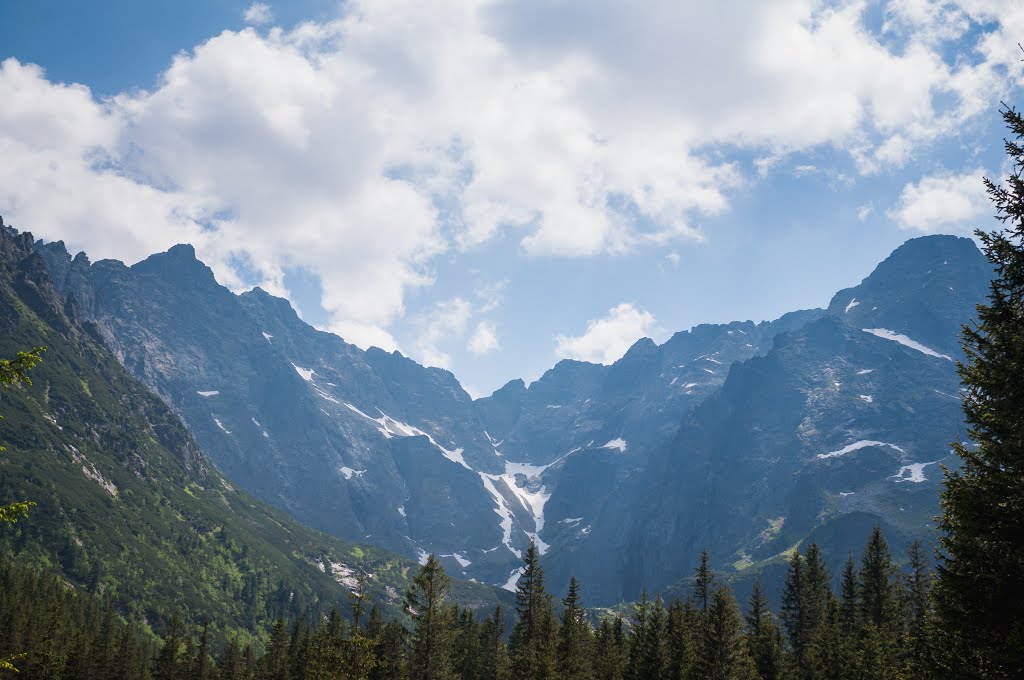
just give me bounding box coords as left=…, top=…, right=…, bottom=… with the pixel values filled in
left=553, top=235, right=988, bottom=601
left=30, top=222, right=990, bottom=603
left=1, top=219, right=508, bottom=636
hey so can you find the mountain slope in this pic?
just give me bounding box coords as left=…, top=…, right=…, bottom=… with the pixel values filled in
left=557, top=235, right=988, bottom=602
left=0, top=221, right=506, bottom=643
left=30, top=218, right=991, bottom=604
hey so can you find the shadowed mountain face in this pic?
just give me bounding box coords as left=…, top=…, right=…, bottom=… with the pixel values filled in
left=552, top=235, right=989, bottom=602
left=31, top=223, right=990, bottom=604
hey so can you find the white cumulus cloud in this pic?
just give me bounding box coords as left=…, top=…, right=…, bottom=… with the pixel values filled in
left=243, top=3, right=273, bottom=25
left=468, top=321, right=500, bottom=356
left=2, top=1, right=1024, bottom=350
left=888, top=168, right=990, bottom=233
left=411, top=298, right=473, bottom=369
left=555, top=303, right=659, bottom=365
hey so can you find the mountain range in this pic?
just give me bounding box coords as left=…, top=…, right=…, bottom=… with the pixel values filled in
left=0, top=218, right=506, bottom=642
left=23, top=215, right=991, bottom=606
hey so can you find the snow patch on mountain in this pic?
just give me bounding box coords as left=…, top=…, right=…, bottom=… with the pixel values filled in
left=441, top=553, right=472, bottom=568
left=213, top=417, right=231, bottom=434
left=845, top=298, right=860, bottom=313
left=859, top=395, right=874, bottom=403
left=339, top=466, right=366, bottom=480
left=862, top=328, right=952, bottom=361
left=502, top=567, right=524, bottom=592
left=197, top=390, right=219, bottom=397
left=314, top=387, right=341, bottom=404
left=479, top=474, right=520, bottom=559
left=892, top=461, right=937, bottom=483
left=817, top=440, right=905, bottom=460
left=262, top=332, right=273, bottom=341
left=293, top=364, right=315, bottom=381
left=343, top=403, right=470, bottom=469
left=602, top=438, right=627, bottom=452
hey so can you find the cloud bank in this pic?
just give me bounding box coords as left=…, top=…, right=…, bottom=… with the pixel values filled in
left=1, top=0, right=1022, bottom=357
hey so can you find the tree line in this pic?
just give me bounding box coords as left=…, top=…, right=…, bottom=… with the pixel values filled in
left=0, top=527, right=938, bottom=680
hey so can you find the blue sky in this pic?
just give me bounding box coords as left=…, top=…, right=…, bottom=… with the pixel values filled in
left=1, top=0, right=1020, bottom=396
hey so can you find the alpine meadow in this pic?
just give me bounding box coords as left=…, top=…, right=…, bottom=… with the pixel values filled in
left=2, top=2, right=1024, bottom=679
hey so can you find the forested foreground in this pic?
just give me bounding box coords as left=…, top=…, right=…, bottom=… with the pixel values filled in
left=1, top=528, right=934, bottom=680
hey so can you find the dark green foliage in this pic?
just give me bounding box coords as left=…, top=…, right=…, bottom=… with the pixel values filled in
left=693, top=550, right=714, bottom=612
left=625, top=588, right=649, bottom=680
left=745, top=579, right=785, bottom=680
left=593, top=616, right=626, bottom=680
left=0, top=346, right=42, bottom=528
left=666, top=599, right=697, bottom=680
left=510, top=543, right=558, bottom=680
left=558, top=577, right=593, bottom=680
left=154, top=611, right=186, bottom=680
left=0, top=553, right=155, bottom=678
left=933, top=105, right=1024, bottom=679
left=405, top=553, right=454, bottom=680
left=476, top=605, right=510, bottom=680
left=856, top=527, right=904, bottom=678
left=0, top=528, right=967, bottom=679
left=779, top=543, right=834, bottom=677
left=697, top=586, right=756, bottom=680
left=904, top=541, right=931, bottom=677
left=780, top=549, right=805, bottom=664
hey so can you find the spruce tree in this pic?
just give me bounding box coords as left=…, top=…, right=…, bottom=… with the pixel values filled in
left=780, top=548, right=805, bottom=665
left=805, top=599, right=845, bottom=680
left=192, top=618, right=214, bottom=680
left=626, top=588, right=650, bottom=680
left=904, top=540, right=931, bottom=677
left=593, top=617, right=626, bottom=680
left=453, top=606, right=482, bottom=680
left=693, top=550, right=714, bottom=613
left=405, top=554, right=454, bottom=680
left=666, top=599, right=697, bottom=680
left=800, top=543, right=834, bottom=678
left=697, top=587, right=756, bottom=680
left=933, top=103, right=1024, bottom=678
left=478, top=605, right=511, bottom=680
left=510, top=542, right=558, bottom=680
left=368, top=605, right=405, bottom=680
left=838, top=555, right=858, bottom=636
left=639, top=596, right=667, bottom=680
left=221, top=638, right=249, bottom=680
left=346, top=575, right=378, bottom=680
left=91, top=605, right=119, bottom=680
left=745, top=578, right=785, bottom=680
left=856, top=528, right=903, bottom=679
left=154, top=612, right=186, bottom=680
left=557, top=577, right=593, bottom=680
left=259, top=617, right=292, bottom=680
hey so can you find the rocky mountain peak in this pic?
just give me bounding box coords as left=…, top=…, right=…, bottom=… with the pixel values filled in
left=131, top=243, right=218, bottom=290
left=825, top=234, right=990, bottom=357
